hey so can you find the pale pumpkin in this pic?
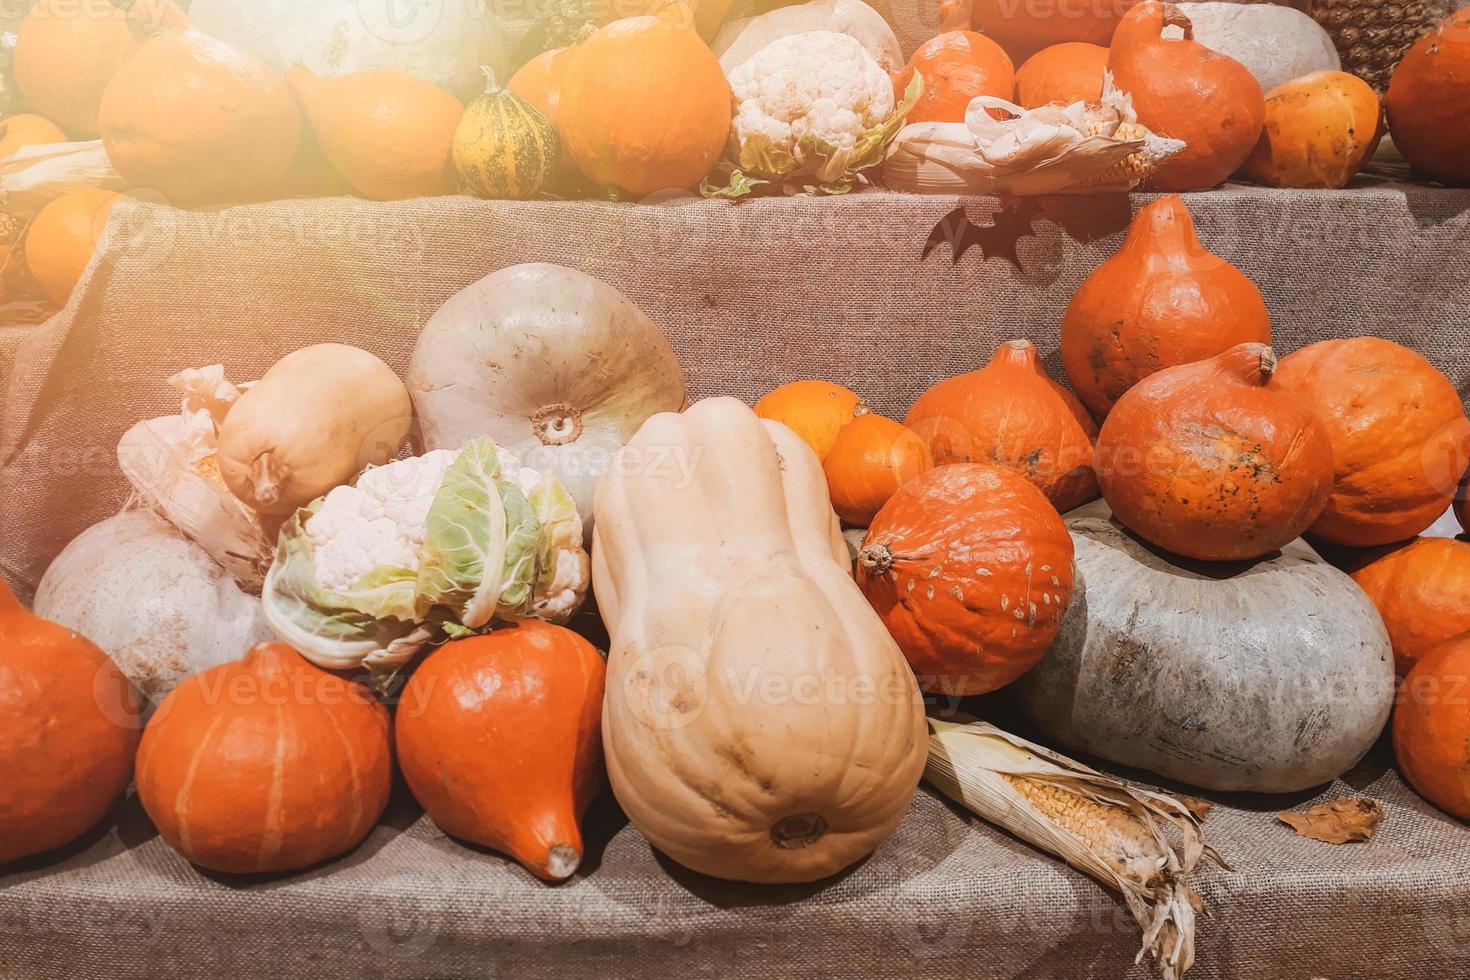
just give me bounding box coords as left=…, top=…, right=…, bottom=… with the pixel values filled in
left=14, top=0, right=137, bottom=137
left=1015, top=43, right=1109, bottom=108
left=822, top=414, right=931, bottom=526
left=406, top=263, right=687, bottom=542
left=1350, top=537, right=1470, bottom=677
left=453, top=69, right=560, bottom=200
left=857, top=463, right=1076, bottom=695
left=712, top=0, right=903, bottom=72
left=287, top=66, right=463, bottom=201
left=755, top=380, right=869, bottom=461
left=1095, top=344, right=1335, bottom=562
left=1386, top=9, right=1470, bottom=185
left=1241, top=71, right=1383, bottom=189
left=1274, top=337, right=1470, bottom=547
left=1013, top=499, right=1396, bottom=793
left=1061, top=194, right=1272, bottom=417
left=1395, top=636, right=1470, bottom=818
left=98, top=3, right=301, bottom=204
left=218, top=344, right=413, bottom=517
left=25, top=187, right=119, bottom=307
left=593, top=397, right=926, bottom=884
left=905, top=340, right=1099, bottom=512
left=0, top=576, right=141, bottom=865
left=136, top=643, right=392, bottom=874
left=0, top=114, right=67, bottom=159
left=1174, top=2, right=1342, bottom=95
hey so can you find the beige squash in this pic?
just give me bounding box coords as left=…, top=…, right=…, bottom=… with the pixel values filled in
left=593, top=397, right=927, bottom=884
left=218, top=344, right=412, bottom=516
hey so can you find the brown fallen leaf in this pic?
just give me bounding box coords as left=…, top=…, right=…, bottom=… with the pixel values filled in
left=1173, top=795, right=1214, bottom=822
left=1277, top=798, right=1383, bottom=844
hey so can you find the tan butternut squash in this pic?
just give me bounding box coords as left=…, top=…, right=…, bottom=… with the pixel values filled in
left=593, top=397, right=926, bottom=883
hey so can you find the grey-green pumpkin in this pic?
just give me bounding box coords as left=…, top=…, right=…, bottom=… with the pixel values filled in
left=453, top=68, right=560, bottom=200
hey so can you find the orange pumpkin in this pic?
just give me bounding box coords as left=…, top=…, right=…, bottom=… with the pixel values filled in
left=1060, top=194, right=1272, bottom=417
left=823, top=414, right=932, bottom=526
left=508, top=46, right=577, bottom=181
left=0, top=577, right=141, bottom=865
left=1015, top=42, right=1110, bottom=108
left=893, top=31, right=1015, bottom=124
left=1241, top=71, right=1384, bottom=189
left=1109, top=2, right=1265, bottom=191
left=1386, top=10, right=1470, bottom=185
left=1094, top=343, right=1335, bottom=562
left=905, top=340, right=1099, bottom=512
left=1274, top=338, right=1470, bottom=547
left=0, top=114, right=68, bottom=158
left=857, top=463, right=1076, bottom=696
left=755, top=380, right=869, bottom=461
left=1351, top=538, right=1470, bottom=677
left=559, top=4, right=731, bottom=196
left=395, top=622, right=606, bottom=881
left=135, top=643, right=392, bottom=874
left=1394, top=635, right=1470, bottom=818
left=967, top=0, right=1130, bottom=61
left=26, top=188, right=120, bottom=307
left=14, top=0, right=138, bottom=138
left=98, top=3, right=301, bottom=204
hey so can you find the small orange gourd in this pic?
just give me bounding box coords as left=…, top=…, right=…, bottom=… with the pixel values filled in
left=823, top=414, right=932, bottom=526
left=755, top=380, right=869, bottom=461
left=1385, top=10, right=1470, bottom=185
left=905, top=340, right=1099, bottom=513
left=395, top=622, right=606, bottom=881
left=0, top=577, right=141, bottom=865
left=1241, top=71, right=1384, bottom=189
left=1394, top=636, right=1470, bottom=819
left=135, top=643, right=392, bottom=874
left=1108, top=2, right=1265, bottom=191
left=893, top=31, right=1015, bottom=124
left=857, top=463, right=1076, bottom=695
left=1015, top=42, right=1110, bottom=108
left=26, top=188, right=120, bottom=307
left=1274, top=338, right=1470, bottom=547
left=1350, top=538, right=1470, bottom=677
left=14, top=0, right=138, bottom=138
left=1094, top=343, right=1335, bottom=562
left=1061, top=195, right=1272, bottom=418
left=0, top=114, right=68, bottom=158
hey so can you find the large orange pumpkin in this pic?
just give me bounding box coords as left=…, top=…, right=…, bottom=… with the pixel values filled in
left=755, top=380, right=869, bottom=461
left=1094, top=343, right=1335, bottom=562
left=1109, top=2, right=1265, bottom=190
left=26, top=188, right=120, bottom=307
left=1015, top=42, right=1110, bottom=108
left=822, top=413, right=932, bottom=526
left=1394, top=636, right=1470, bottom=818
left=1385, top=10, right=1470, bottom=185
left=0, top=577, right=141, bottom=865
left=905, top=340, right=1099, bottom=513
left=1351, top=537, right=1470, bottom=677
left=893, top=31, right=1015, bottom=124
left=135, top=643, right=392, bottom=874
left=14, top=0, right=138, bottom=138
left=1275, top=337, right=1470, bottom=547
left=966, top=0, right=1132, bottom=61
left=1241, top=70, right=1384, bottom=189
left=857, top=463, right=1076, bottom=695
left=1060, top=194, right=1272, bottom=417
left=395, top=622, right=605, bottom=881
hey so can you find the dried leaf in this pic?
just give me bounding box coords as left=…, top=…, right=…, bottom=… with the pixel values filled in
left=1174, top=795, right=1214, bottom=822
left=1277, top=799, right=1383, bottom=844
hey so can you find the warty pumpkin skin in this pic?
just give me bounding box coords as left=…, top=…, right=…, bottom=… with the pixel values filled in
left=1274, top=337, right=1470, bottom=547
left=593, top=397, right=926, bottom=884
left=1015, top=42, right=1110, bottom=108
left=755, top=380, right=869, bottom=461
left=396, top=622, right=606, bottom=881
left=1385, top=10, right=1470, bottom=185
left=135, top=643, right=392, bottom=875
left=1395, top=636, right=1470, bottom=819
left=1094, top=343, right=1335, bottom=562
left=893, top=30, right=1015, bottom=124
left=1240, top=70, right=1384, bottom=189
left=857, top=463, right=1077, bottom=696
left=1108, top=1, right=1265, bottom=191
left=0, top=577, right=142, bottom=865
left=1350, top=537, right=1470, bottom=677
left=14, top=0, right=138, bottom=138
left=1060, top=194, right=1272, bottom=417
left=822, top=413, right=932, bottom=526
left=904, top=340, right=1099, bottom=513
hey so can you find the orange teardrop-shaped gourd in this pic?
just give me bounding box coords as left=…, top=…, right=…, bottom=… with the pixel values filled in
left=1386, top=10, right=1470, bottom=185
left=1015, top=42, right=1110, bottom=108
left=755, top=380, right=870, bottom=461
left=893, top=31, right=1015, bottom=124
left=823, top=414, right=932, bottom=526
left=1060, top=195, right=1272, bottom=417
left=0, top=577, right=142, bottom=865
left=0, top=114, right=68, bottom=158
left=98, top=2, right=301, bottom=204
left=968, top=0, right=1129, bottom=61
left=905, top=340, right=1099, bottom=512
left=14, top=0, right=138, bottom=138
left=1094, top=343, right=1336, bottom=562
left=26, top=188, right=120, bottom=307
left=1241, top=70, right=1384, bottom=189
left=286, top=66, right=463, bottom=201
left=1395, top=636, right=1470, bottom=818
left=1108, top=1, right=1265, bottom=191
left=135, top=643, right=392, bottom=874
left=1274, top=337, right=1470, bottom=547
left=395, top=622, right=606, bottom=881
left=1351, top=538, right=1470, bottom=677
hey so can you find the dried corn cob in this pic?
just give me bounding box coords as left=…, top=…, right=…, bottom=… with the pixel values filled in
left=926, top=715, right=1224, bottom=980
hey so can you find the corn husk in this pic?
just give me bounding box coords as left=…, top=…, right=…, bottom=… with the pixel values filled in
left=117, top=366, right=273, bottom=592
left=883, top=76, right=1186, bottom=195
left=926, top=715, right=1224, bottom=980
left=0, top=140, right=126, bottom=219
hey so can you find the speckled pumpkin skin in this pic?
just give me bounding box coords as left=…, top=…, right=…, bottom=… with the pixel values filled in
left=858, top=463, right=1076, bottom=695
left=1386, top=10, right=1470, bottom=185
left=1351, top=537, right=1470, bottom=677
left=1241, top=70, right=1384, bottom=189
left=1396, top=636, right=1470, bottom=818
left=1094, top=344, right=1335, bottom=562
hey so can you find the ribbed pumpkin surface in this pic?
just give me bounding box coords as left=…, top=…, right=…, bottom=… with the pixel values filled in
left=454, top=76, right=560, bottom=200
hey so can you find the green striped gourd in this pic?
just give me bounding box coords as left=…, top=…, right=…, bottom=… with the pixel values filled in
left=453, top=68, right=560, bottom=199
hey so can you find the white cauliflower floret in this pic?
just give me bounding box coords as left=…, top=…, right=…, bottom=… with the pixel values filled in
left=728, top=31, right=896, bottom=167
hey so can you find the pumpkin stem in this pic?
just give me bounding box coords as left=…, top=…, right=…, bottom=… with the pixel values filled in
left=532, top=403, right=585, bottom=446
left=771, top=812, right=827, bottom=849
left=249, top=452, right=282, bottom=507
left=1161, top=3, right=1194, bottom=40
left=1219, top=343, right=1277, bottom=385
left=480, top=66, right=501, bottom=95
left=994, top=339, right=1039, bottom=368
left=857, top=543, right=894, bottom=575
